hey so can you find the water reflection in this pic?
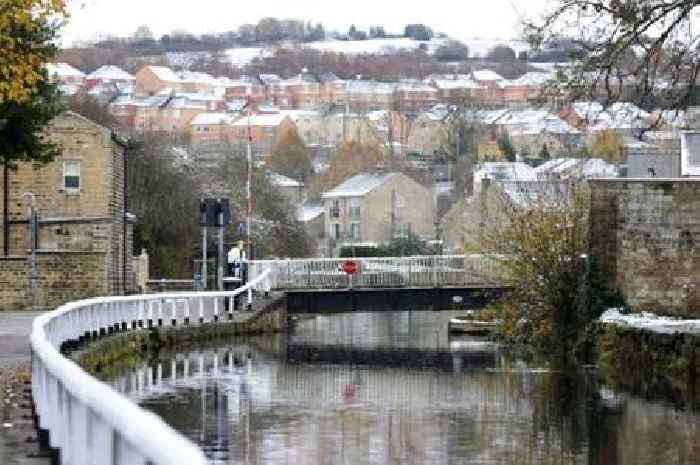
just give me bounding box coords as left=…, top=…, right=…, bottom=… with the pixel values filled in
left=112, top=311, right=699, bottom=465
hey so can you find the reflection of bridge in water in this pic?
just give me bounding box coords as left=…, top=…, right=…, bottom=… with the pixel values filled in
left=114, top=344, right=520, bottom=412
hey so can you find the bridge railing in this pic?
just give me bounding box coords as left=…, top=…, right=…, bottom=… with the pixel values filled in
left=31, top=270, right=272, bottom=465
left=249, top=255, right=506, bottom=290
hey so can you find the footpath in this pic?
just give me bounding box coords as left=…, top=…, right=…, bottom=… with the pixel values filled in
left=0, top=311, right=49, bottom=465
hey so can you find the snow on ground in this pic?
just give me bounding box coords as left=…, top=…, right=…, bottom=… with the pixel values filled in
left=224, top=47, right=275, bottom=66
left=600, top=308, right=700, bottom=335
left=304, top=37, right=449, bottom=55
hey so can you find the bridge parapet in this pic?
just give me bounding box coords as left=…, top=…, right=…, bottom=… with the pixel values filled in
left=30, top=270, right=272, bottom=465
left=250, top=255, right=507, bottom=291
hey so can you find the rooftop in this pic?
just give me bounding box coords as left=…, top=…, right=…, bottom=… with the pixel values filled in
left=190, top=113, right=236, bottom=126
left=145, top=66, right=181, bottom=83
left=322, top=172, right=396, bottom=198
left=471, top=69, right=504, bottom=82
left=268, top=171, right=304, bottom=188
left=46, top=62, right=85, bottom=79
left=87, top=65, right=135, bottom=81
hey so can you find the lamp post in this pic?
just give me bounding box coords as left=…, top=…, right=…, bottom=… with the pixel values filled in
left=22, top=192, right=38, bottom=300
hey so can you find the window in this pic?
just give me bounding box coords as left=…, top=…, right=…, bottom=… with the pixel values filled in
left=63, top=161, right=80, bottom=192
left=350, top=223, right=361, bottom=240
left=330, top=200, right=340, bottom=218
left=349, top=198, right=361, bottom=220
left=330, top=223, right=340, bottom=240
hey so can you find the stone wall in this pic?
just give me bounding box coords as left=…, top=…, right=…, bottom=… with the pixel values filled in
left=0, top=251, right=108, bottom=311
left=590, top=179, right=700, bottom=317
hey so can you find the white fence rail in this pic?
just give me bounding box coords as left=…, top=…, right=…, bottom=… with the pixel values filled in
left=31, top=270, right=272, bottom=465
left=249, top=255, right=505, bottom=290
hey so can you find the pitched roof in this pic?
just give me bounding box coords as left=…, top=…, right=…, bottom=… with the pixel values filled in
left=190, top=113, right=236, bottom=126
left=231, top=113, right=290, bottom=127
left=471, top=69, right=503, bottom=82
left=297, top=203, right=324, bottom=222
left=87, top=65, right=135, bottom=81
left=45, top=62, right=85, bottom=79
left=322, top=172, right=395, bottom=198
left=268, top=171, right=303, bottom=188
left=145, top=66, right=181, bottom=82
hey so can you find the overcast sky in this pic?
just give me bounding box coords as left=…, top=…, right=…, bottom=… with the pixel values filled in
left=61, top=0, right=551, bottom=46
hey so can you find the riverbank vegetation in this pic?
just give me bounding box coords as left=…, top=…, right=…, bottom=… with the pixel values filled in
left=479, top=181, right=623, bottom=358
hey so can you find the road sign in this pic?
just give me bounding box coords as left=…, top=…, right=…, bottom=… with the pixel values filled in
left=342, top=260, right=359, bottom=275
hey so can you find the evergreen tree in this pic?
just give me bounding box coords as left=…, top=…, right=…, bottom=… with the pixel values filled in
left=539, top=143, right=551, bottom=160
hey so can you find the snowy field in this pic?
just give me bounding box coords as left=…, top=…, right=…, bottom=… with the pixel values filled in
left=168, top=37, right=532, bottom=69
left=600, top=308, right=700, bottom=335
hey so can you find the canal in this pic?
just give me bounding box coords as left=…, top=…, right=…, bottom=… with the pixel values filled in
left=111, top=311, right=699, bottom=465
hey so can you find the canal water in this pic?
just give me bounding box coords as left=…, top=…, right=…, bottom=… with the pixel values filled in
left=115, top=311, right=699, bottom=465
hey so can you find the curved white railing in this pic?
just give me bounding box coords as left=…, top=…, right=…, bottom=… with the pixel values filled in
left=31, top=270, right=271, bottom=465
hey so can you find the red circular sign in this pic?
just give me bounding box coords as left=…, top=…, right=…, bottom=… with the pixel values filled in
left=342, top=260, right=359, bottom=275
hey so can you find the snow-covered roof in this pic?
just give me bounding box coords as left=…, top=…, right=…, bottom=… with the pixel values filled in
left=297, top=203, right=324, bottom=222
left=190, top=113, right=236, bottom=126
left=231, top=113, right=290, bottom=127
left=433, top=79, right=484, bottom=90
left=571, top=101, right=605, bottom=121
left=535, top=158, right=617, bottom=179
left=322, top=173, right=395, bottom=198
left=177, top=70, right=216, bottom=85
left=346, top=80, right=396, bottom=95
left=46, top=63, right=85, bottom=79
left=475, top=162, right=536, bottom=183
left=397, top=80, right=437, bottom=93
left=499, top=180, right=573, bottom=208
left=259, top=74, right=282, bottom=85
left=268, top=171, right=303, bottom=188
left=499, top=72, right=554, bottom=87
left=87, top=65, right=135, bottom=81
left=166, top=97, right=208, bottom=110
left=471, top=69, right=503, bottom=82
left=146, top=66, right=181, bottom=83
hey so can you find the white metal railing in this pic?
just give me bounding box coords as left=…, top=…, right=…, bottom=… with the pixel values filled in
left=249, top=255, right=506, bottom=290
left=30, top=269, right=272, bottom=465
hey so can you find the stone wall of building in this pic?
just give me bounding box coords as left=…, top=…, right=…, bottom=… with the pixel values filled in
left=590, top=179, right=700, bottom=317
left=0, top=251, right=108, bottom=311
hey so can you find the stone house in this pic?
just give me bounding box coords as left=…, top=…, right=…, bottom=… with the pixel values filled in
left=0, top=112, right=136, bottom=310
left=321, top=172, right=436, bottom=256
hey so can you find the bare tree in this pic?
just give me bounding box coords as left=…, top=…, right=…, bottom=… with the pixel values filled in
left=530, top=1, right=700, bottom=114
